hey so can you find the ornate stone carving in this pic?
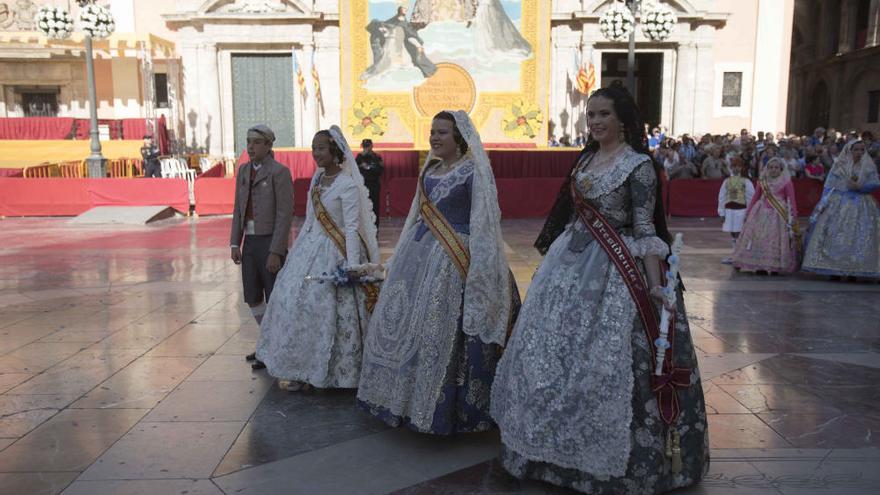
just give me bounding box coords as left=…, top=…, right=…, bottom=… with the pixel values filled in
left=222, top=0, right=288, bottom=13
left=14, top=0, right=37, bottom=30
left=0, top=3, right=14, bottom=29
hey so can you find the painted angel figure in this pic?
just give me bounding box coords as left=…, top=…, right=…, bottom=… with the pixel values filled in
left=361, top=6, right=437, bottom=81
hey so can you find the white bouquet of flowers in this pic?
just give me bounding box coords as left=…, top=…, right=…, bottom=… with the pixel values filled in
left=35, top=6, right=74, bottom=40
left=79, top=4, right=115, bottom=39
left=599, top=2, right=636, bottom=42
left=641, top=2, right=677, bottom=41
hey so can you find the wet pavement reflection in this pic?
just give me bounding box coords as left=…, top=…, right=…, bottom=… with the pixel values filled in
left=0, top=216, right=878, bottom=494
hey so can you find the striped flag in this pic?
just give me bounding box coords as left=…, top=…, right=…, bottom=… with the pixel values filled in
left=310, top=51, right=322, bottom=104
left=293, top=52, right=307, bottom=100
left=576, top=61, right=596, bottom=96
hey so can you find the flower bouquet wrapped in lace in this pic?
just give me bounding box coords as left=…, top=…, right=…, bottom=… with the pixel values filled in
left=79, top=4, right=115, bottom=39
left=36, top=6, right=73, bottom=40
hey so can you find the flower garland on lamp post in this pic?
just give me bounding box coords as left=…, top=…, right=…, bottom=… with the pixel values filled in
left=599, top=0, right=677, bottom=95
left=36, top=1, right=116, bottom=178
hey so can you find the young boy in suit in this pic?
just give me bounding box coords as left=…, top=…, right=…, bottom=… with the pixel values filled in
left=230, top=124, right=293, bottom=370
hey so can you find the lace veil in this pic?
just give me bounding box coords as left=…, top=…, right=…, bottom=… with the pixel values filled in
left=327, top=125, right=381, bottom=266
left=395, top=110, right=512, bottom=345
left=827, top=140, right=877, bottom=189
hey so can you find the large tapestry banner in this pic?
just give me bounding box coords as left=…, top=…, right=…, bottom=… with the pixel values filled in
left=340, top=0, right=551, bottom=148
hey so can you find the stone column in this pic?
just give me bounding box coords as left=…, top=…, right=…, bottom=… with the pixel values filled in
left=837, top=0, right=857, bottom=54
left=868, top=0, right=880, bottom=47
left=295, top=43, right=319, bottom=146
left=672, top=42, right=697, bottom=135
left=198, top=42, right=222, bottom=156
left=692, top=42, right=715, bottom=134
left=751, top=0, right=795, bottom=133
left=550, top=26, right=580, bottom=143
left=315, top=28, right=342, bottom=132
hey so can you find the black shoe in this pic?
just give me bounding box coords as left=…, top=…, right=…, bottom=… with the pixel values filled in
left=245, top=352, right=256, bottom=361
left=251, top=360, right=266, bottom=370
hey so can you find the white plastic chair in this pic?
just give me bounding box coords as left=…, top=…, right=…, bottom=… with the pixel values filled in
left=159, top=158, right=175, bottom=178
left=173, top=157, right=197, bottom=205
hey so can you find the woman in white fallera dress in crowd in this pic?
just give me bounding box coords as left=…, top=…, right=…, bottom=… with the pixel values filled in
left=256, top=127, right=381, bottom=391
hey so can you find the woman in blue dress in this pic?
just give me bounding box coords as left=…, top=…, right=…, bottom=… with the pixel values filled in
left=357, top=110, right=520, bottom=434
left=802, top=140, right=880, bottom=280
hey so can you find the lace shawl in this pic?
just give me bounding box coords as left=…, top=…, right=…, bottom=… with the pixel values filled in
left=328, top=126, right=381, bottom=267
left=394, top=110, right=511, bottom=345
left=535, top=147, right=673, bottom=256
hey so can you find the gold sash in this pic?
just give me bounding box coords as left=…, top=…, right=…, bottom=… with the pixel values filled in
left=760, top=177, right=802, bottom=254
left=310, top=183, right=380, bottom=313
left=418, top=173, right=470, bottom=279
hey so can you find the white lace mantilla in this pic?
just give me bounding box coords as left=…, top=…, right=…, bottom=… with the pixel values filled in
left=581, top=146, right=653, bottom=200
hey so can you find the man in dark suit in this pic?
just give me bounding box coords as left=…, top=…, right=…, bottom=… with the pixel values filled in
left=355, top=138, right=384, bottom=226
left=230, top=124, right=293, bottom=370
left=140, top=135, right=161, bottom=177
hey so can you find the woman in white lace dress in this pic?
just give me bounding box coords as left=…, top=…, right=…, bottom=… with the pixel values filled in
left=491, top=85, right=708, bottom=493
left=357, top=110, right=520, bottom=434
left=256, top=127, right=381, bottom=391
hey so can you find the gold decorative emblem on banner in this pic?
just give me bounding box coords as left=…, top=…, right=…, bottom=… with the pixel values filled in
left=413, top=63, right=476, bottom=117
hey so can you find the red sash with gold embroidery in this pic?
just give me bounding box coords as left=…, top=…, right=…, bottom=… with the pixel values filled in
left=418, top=174, right=470, bottom=279
left=571, top=182, right=689, bottom=425
left=311, top=184, right=380, bottom=313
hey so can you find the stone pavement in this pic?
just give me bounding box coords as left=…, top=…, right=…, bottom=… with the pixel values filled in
left=0, top=216, right=878, bottom=495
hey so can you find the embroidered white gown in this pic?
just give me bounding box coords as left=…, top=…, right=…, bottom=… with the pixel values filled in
left=256, top=172, right=370, bottom=388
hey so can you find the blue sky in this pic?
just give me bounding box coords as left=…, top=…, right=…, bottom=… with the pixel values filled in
left=368, top=1, right=521, bottom=23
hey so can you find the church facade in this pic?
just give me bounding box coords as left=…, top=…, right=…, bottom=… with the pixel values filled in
left=0, top=0, right=819, bottom=156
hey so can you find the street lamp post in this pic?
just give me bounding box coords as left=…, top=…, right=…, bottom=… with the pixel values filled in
left=83, top=35, right=106, bottom=178
left=625, top=0, right=640, bottom=95
left=600, top=1, right=677, bottom=96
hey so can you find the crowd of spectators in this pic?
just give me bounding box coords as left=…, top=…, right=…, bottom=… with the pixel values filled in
left=549, top=126, right=880, bottom=182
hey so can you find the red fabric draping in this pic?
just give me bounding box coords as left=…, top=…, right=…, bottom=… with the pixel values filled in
left=0, top=178, right=189, bottom=216
left=667, top=178, right=842, bottom=217
left=385, top=177, right=566, bottom=218
left=496, top=178, right=567, bottom=218
left=387, top=178, right=417, bottom=217
left=294, top=178, right=311, bottom=216
left=0, top=118, right=75, bottom=140
left=487, top=150, right=580, bottom=178
left=667, top=179, right=725, bottom=217
left=194, top=178, right=235, bottom=216
left=193, top=177, right=307, bottom=216
left=74, top=119, right=123, bottom=140
left=236, top=150, right=422, bottom=181
left=121, top=116, right=170, bottom=154
left=793, top=179, right=825, bottom=215
left=0, top=168, right=23, bottom=177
